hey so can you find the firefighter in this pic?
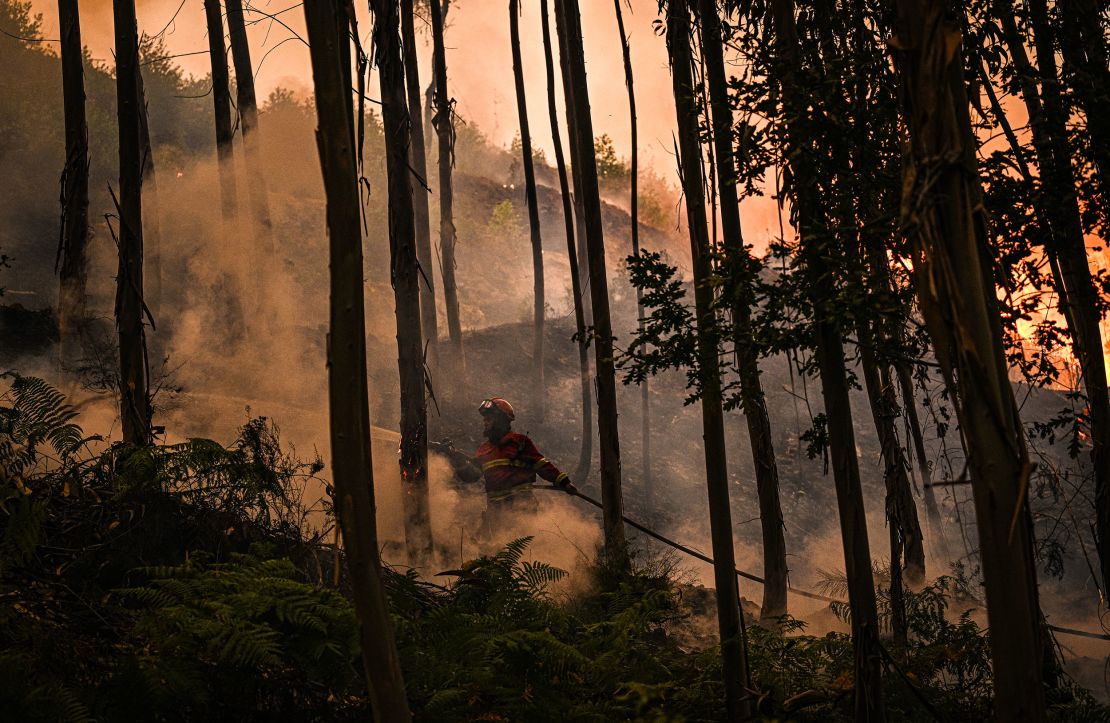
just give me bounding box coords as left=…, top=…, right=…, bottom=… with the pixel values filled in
left=439, top=397, right=576, bottom=538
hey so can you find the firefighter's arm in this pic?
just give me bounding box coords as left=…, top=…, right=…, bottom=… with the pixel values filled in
left=430, top=440, right=482, bottom=484
left=519, top=437, right=576, bottom=493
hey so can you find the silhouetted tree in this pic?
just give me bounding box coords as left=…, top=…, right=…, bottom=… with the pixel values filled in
left=540, top=0, right=591, bottom=484
left=112, top=0, right=151, bottom=446
left=203, top=0, right=238, bottom=223
left=697, top=0, right=788, bottom=621
left=892, top=1, right=1047, bottom=717
left=554, top=0, right=628, bottom=567
left=509, top=0, right=546, bottom=421
left=401, top=0, right=439, bottom=371
left=56, top=0, right=88, bottom=355
left=667, top=2, right=753, bottom=717
left=373, top=0, right=433, bottom=567
left=304, top=1, right=412, bottom=717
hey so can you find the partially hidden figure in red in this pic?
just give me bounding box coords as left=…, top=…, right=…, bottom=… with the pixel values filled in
left=442, top=397, right=576, bottom=538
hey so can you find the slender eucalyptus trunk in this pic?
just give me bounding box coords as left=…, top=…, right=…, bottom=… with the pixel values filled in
left=1058, top=0, right=1110, bottom=221
left=401, top=0, right=439, bottom=371
left=225, top=0, right=274, bottom=249
left=112, top=0, right=151, bottom=447
left=892, top=2, right=1047, bottom=717
left=667, top=4, right=752, bottom=717
left=429, top=0, right=463, bottom=371
left=768, top=0, right=885, bottom=716
left=136, top=69, right=161, bottom=317
left=509, top=0, right=546, bottom=422
left=304, top=1, right=411, bottom=717
left=996, top=0, right=1110, bottom=596
left=373, top=0, right=433, bottom=567
left=697, top=0, right=788, bottom=620
left=554, top=0, right=628, bottom=567
left=612, top=0, right=651, bottom=503
left=896, top=363, right=950, bottom=563
left=203, top=0, right=239, bottom=223
left=57, top=0, right=89, bottom=355
left=541, top=0, right=592, bottom=484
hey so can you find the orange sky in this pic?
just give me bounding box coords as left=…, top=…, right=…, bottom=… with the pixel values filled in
left=27, top=0, right=789, bottom=250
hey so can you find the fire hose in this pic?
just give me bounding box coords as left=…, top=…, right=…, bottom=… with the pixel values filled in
left=537, top=485, right=1110, bottom=641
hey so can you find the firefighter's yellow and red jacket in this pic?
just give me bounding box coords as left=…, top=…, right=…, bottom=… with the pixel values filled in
left=474, top=432, right=568, bottom=502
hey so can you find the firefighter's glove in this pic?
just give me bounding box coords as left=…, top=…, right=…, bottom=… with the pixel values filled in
left=559, top=479, right=578, bottom=495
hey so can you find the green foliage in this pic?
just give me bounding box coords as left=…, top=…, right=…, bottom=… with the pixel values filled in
left=594, top=134, right=629, bottom=185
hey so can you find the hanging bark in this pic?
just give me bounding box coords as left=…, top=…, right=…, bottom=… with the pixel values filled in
left=667, top=3, right=752, bottom=717
left=225, top=0, right=274, bottom=248
left=303, top=1, right=411, bottom=717
left=373, top=0, right=433, bottom=567
left=891, top=2, right=1047, bottom=718
left=540, top=0, right=592, bottom=484
left=768, top=0, right=885, bottom=716
left=612, top=0, right=652, bottom=504
left=509, top=0, right=546, bottom=422
left=112, top=0, right=152, bottom=447
left=400, top=0, right=439, bottom=371
left=429, top=0, right=464, bottom=371
left=697, top=0, right=788, bottom=621
left=56, top=0, right=89, bottom=356
left=995, top=0, right=1110, bottom=597
left=554, top=0, right=628, bottom=567
left=203, top=0, right=239, bottom=223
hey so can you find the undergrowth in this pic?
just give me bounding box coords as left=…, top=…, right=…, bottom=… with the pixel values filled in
left=1, top=376, right=1106, bottom=721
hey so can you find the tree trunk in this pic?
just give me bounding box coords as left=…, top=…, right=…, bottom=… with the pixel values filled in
left=767, top=0, right=885, bottom=717
left=373, top=0, right=433, bottom=567
left=1058, top=0, right=1110, bottom=223
left=996, top=0, right=1110, bottom=598
left=612, top=0, right=651, bottom=504
left=203, top=0, right=239, bottom=223
left=136, top=69, right=162, bottom=318
left=429, top=0, right=464, bottom=372
left=401, top=0, right=439, bottom=371
left=509, top=0, right=546, bottom=422
left=540, top=0, right=592, bottom=484
left=57, top=0, right=89, bottom=357
left=554, top=0, right=628, bottom=567
left=896, top=363, right=950, bottom=563
left=891, top=2, right=1047, bottom=718
left=667, top=3, right=752, bottom=718
left=225, top=0, right=274, bottom=249
left=697, top=0, right=788, bottom=621
left=303, top=2, right=411, bottom=718
left=112, top=0, right=151, bottom=447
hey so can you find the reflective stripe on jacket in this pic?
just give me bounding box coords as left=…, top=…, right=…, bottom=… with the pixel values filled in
left=474, top=431, right=567, bottom=496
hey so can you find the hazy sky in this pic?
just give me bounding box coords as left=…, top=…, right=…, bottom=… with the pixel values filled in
left=25, top=0, right=791, bottom=247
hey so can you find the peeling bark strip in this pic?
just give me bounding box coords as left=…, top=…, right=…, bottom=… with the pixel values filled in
left=554, top=0, right=628, bottom=566
left=400, top=0, right=439, bottom=371
left=225, top=0, right=274, bottom=249
left=891, top=1, right=1047, bottom=718
left=112, top=0, right=151, bottom=447
left=509, top=0, right=546, bottom=422
left=204, top=0, right=238, bottom=223
left=57, top=0, right=89, bottom=353
left=666, top=2, right=752, bottom=718
left=696, top=0, right=788, bottom=622
left=372, top=0, right=433, bottom=567
left=303, top=1, right=411, bottom=717
left=540, top=0, right=592, bottom=484
left=767, top=0, right=885, bottom=717
left=429, top=0, right=463, bottom=371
